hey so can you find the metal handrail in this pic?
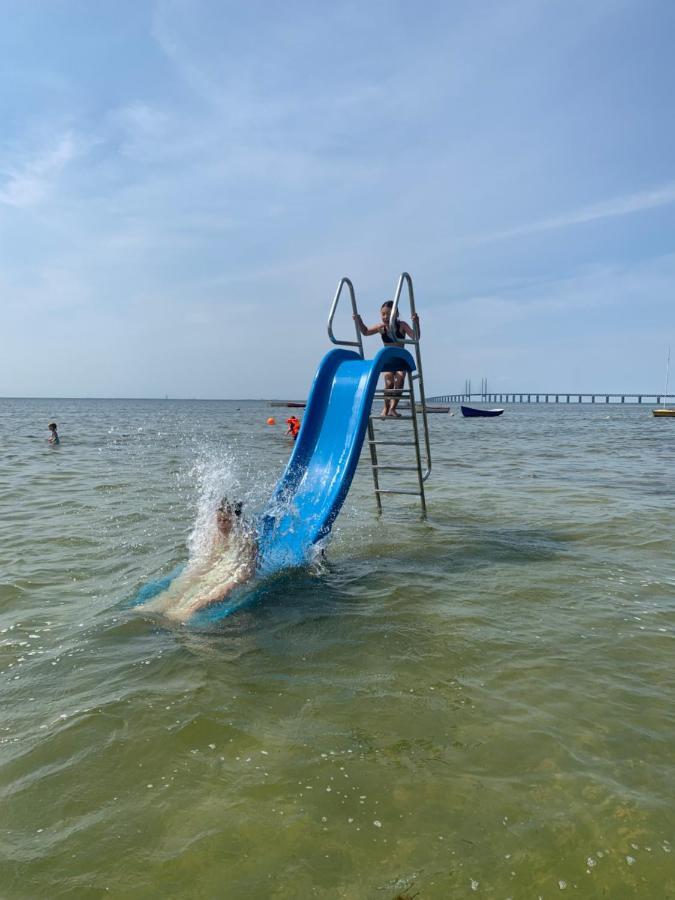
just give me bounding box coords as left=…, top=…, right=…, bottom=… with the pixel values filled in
left=388, top=272, right=431, bottom=481
left=325, top=272, right=430, bottom=515
left=327, top=277, right=364, bottom=358
left=327, top=277, right=380, bottom=510
left=388, top=271, right=418, bottom=345
left=407, top=371, right=428, bottom=514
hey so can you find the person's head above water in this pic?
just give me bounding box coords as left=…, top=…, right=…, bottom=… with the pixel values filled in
left=48, top=422, right=58, bottom=431
left=216, top=498, right=243, bottom=537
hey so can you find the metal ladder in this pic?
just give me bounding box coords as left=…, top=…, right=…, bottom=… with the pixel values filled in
left=327, top=272, right=432, bottom=516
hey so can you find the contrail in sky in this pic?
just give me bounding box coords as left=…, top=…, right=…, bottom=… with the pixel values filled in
left=468, top=181, right=675, bottom=245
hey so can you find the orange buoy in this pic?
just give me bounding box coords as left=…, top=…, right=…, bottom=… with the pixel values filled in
left=267, top=417, right=276, bottom=425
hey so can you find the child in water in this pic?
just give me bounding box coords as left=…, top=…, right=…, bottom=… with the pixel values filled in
left=48, top=422, right=60, bottom=444
left=354, top=301, right=420, bottom=417
left=285, top=415, right=301, bottom=440
left=148, top=498, right=257, bottom=622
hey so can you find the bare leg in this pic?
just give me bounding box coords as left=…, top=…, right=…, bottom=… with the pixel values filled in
left=169, top=580, right=240, bottom=622
left=381, top=372, right=395, bottom=416
left=388, top=371, right=406, bottom=416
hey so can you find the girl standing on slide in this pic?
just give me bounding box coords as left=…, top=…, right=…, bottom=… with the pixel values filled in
left=354, top=301, right=420, bottom=417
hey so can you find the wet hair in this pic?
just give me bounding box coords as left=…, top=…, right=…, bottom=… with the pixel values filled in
left=48, top=423, right=58, bottom=430
left=380, top=301, right=398, bottom=318
left=217, top=498, right=243, bottom=518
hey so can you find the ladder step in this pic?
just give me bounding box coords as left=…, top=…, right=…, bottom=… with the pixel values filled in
left=369, top=415, right=415, bottom=420
left=375, top=489, right=423, bottom=496
left=368, top=440, right=417, bottom=446
left=372, top=392, right=412, bottom=399
left=372, top=464, right=419, bottom=471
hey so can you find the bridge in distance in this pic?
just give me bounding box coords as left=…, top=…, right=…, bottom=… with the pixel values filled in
left=427, top=392, right=675, bottom=405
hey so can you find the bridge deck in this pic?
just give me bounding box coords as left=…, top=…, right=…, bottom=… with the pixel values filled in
left=428, top=393, right=674, bottom=405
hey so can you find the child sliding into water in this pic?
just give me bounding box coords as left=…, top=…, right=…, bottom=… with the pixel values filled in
left=146, top=498, right=257, bottom=622
left=354, top=301, right=420, bottom=417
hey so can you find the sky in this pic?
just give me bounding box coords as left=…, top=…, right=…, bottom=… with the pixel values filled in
left=1, top=0, right=674, bottom=398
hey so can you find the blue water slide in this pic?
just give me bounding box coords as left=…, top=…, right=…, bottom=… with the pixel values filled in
left=257, top=345, right=416, bottom=573
left=129, top=344, right=415, bottom=622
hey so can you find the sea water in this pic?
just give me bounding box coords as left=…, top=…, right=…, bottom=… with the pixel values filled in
left=1, top=397, right=674, bottom=898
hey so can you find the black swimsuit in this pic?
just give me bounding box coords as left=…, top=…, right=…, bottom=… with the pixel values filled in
left=381, top=322, right=405, bottom=345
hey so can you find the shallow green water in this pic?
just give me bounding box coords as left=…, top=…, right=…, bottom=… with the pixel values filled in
left=1, top=398, right=674, bottom=898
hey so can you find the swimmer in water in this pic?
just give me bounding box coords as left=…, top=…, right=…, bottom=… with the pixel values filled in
left=285, top=415, right=301, bottom=441
left=148, top=497, right=257, bottom=622
left=48, top=422, right=60, bottom=445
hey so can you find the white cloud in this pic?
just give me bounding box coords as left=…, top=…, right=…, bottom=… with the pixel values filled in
left=1, top=0, right=673, bottom=398
left=0, top=133, right=81, bottom=208
left=107, top=103, right=172, bottom=161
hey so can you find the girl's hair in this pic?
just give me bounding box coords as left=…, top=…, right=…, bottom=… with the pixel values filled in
left=218, top=498, right=243, bottom=518
left=48, top=422, right=57, bottom=429
left=380, top=301, right=398, bottom=317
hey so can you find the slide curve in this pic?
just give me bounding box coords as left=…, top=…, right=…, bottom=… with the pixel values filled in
left=257, top=345, right=416, bottom=574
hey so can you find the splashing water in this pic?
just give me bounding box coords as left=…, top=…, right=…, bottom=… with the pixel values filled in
left=185, top=454, right=242, bottom=565
left=132, top=448, right=329, bottom=622
left=138, top=453, right=261, bottom=621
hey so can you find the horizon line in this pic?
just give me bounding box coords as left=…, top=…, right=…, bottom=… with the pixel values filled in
left=0, top=396, right=296, bottom=402
left=1, top=391, right=671, bottom=401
